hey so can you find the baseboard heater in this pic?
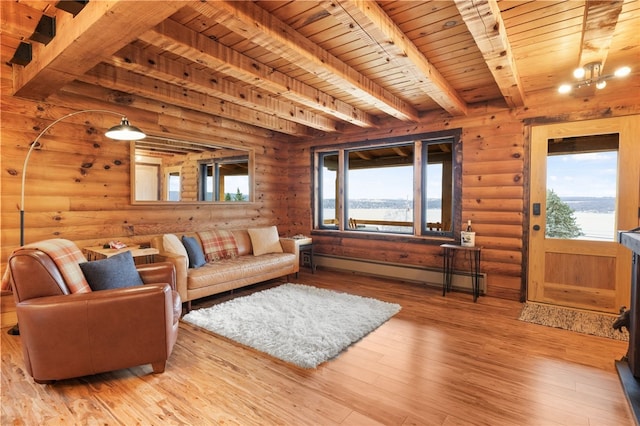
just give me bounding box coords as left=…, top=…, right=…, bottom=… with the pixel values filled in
left=313, top=254, right=486, bottom=295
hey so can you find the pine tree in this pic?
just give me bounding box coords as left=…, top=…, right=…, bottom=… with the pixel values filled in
left=545, top=189, right=583, bottom=238
left=233, top=187, right=244, bottom=201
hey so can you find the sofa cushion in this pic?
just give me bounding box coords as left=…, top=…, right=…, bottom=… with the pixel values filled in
left=186, top=253, right=296, bottom=290
left=247, top=226, right=283, bottom=256
left=198, top=230, right=238, bottom=261
left=163, top=233, right=189, bottom=270
left=182, top=236, right=206, bottom=268
left=79, top=251, right=143, bottom=291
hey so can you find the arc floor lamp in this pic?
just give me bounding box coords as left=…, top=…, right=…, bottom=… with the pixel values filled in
left=19, top=109, right=146, bottom=246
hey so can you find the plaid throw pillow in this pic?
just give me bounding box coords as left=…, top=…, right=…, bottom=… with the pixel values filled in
left=24, top=238, right=91, bottom=294
left=197, top=230, right=238, bottom=262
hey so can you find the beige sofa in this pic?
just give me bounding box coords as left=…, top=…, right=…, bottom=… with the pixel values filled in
left=151, top=229, right=298, bottom=312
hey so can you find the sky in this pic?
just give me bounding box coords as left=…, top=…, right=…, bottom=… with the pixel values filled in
left=326, top=165, right=443, bottom=200
left=324, top=151, right=618, bottom=200
left=547, top=151, right=617, bottom=198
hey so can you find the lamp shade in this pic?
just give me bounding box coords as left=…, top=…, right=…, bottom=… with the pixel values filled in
left=104, top=117, right=146, bottom=140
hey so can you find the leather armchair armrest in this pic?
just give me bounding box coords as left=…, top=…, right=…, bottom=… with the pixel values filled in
left=16, top=284, right=175, bottom=381
left=136, top=262, right=176, bottom=291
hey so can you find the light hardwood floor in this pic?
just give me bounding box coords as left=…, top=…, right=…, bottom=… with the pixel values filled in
left=1, top=269, right=632, bottom=425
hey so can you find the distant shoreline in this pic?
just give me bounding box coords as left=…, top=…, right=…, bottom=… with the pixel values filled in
left=324, top=196, right=616, bottom=213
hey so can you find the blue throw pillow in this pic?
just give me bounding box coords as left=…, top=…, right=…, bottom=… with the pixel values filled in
left=182, top=236, right=206, bottom=268
left=79, top=251, right=144, bottom=291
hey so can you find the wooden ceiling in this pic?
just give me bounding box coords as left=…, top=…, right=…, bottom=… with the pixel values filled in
left=2, top=1, right=638, bottom=140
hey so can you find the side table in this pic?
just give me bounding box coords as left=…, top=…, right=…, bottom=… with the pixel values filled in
left=284, top=237, right=314, bottom=277
left=298, top=241, right=314, bottom=274
left=440, top=243, right=482, bottom=302
left=83, top=245, right=159, bottom=264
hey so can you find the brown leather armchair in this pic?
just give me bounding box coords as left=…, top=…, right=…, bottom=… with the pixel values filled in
left=8, top=245, right=181, bottom=384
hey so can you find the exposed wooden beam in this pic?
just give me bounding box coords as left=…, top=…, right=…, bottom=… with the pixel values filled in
left=454, top=0, right=525, bottom=108
left=191, top=1, right=420, bottom=122
left=322, top=0, right=468, bottom=116
left=0, top=2, right=49, bottom=40
left=139, top=19, right=377, bottom=129
left=58, top=81, right=284, bottom=143
left=12, top=0, right=186, bottom=100
left=578, top=0, right=624, bottom=67
left=109, top=44, right=341, bottom=133
left=80, top=64, right=316, bottom=137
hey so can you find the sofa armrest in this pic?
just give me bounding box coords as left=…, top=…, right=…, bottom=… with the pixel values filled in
left=16, top=284, right=175, bottom=381
left=279, top=238, right=300, bottom=273
left=153, top=253, right=187, bottom=302
left=279, top=238, right=296, bottom=254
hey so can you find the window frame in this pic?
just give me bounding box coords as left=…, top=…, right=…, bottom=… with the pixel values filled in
left=313, top=129, right=461, bottom=241
left=198, top=156, right=250, bottom=202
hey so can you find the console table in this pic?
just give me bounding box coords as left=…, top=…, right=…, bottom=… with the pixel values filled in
left=83, top=245, right=159, bottom=264
left=617, top=228, right=640, bottom=423
left=441, top=243, right=482, bottom=302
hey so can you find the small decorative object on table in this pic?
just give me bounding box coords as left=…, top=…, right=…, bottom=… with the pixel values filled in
left=109, top=240, right=127, bottom=249
left=461, top=220, right=475, bottom=247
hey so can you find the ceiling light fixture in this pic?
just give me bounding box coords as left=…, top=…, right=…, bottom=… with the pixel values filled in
left=558, top=62, right=631, bottom=94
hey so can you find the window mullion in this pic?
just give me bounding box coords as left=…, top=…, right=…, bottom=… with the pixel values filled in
left=338, top=150, right=346, bottom=231
left=414, top=140, right=423, bottom=235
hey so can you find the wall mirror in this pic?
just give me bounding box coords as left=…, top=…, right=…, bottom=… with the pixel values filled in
left=131, top=136, right=254, bottom=203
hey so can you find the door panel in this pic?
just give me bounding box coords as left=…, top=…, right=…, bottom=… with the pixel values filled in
left=528, top=116, right=640, bottom=313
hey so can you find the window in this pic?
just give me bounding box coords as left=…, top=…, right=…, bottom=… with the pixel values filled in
left=314, top=130, right=460, bottom=237
left=199, top=157, right=249, bottom=202
left=166, top=170, right=181, bottom=201
left=546, top=134, right=619, bottom=241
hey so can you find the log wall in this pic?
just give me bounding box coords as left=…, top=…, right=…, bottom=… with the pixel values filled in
left=289, top=97, right=640, bottom=300
left=2, top=53, right=639, bottom=300
left=0, top=67, right=293, bottom=272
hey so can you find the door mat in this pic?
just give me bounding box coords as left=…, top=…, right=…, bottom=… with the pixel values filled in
left=519, top=302, right=629, bottom=341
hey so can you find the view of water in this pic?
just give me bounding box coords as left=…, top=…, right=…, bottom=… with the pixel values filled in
left=325, top=208, right=617, bottom=241
left=573, top=211, right=616, bottom=241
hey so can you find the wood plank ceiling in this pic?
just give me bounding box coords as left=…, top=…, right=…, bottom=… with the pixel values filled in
left=3, top=0, right=639, bottom=140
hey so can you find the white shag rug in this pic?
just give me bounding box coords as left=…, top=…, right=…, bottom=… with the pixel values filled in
left=182, top=283, right=401, bottom=368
